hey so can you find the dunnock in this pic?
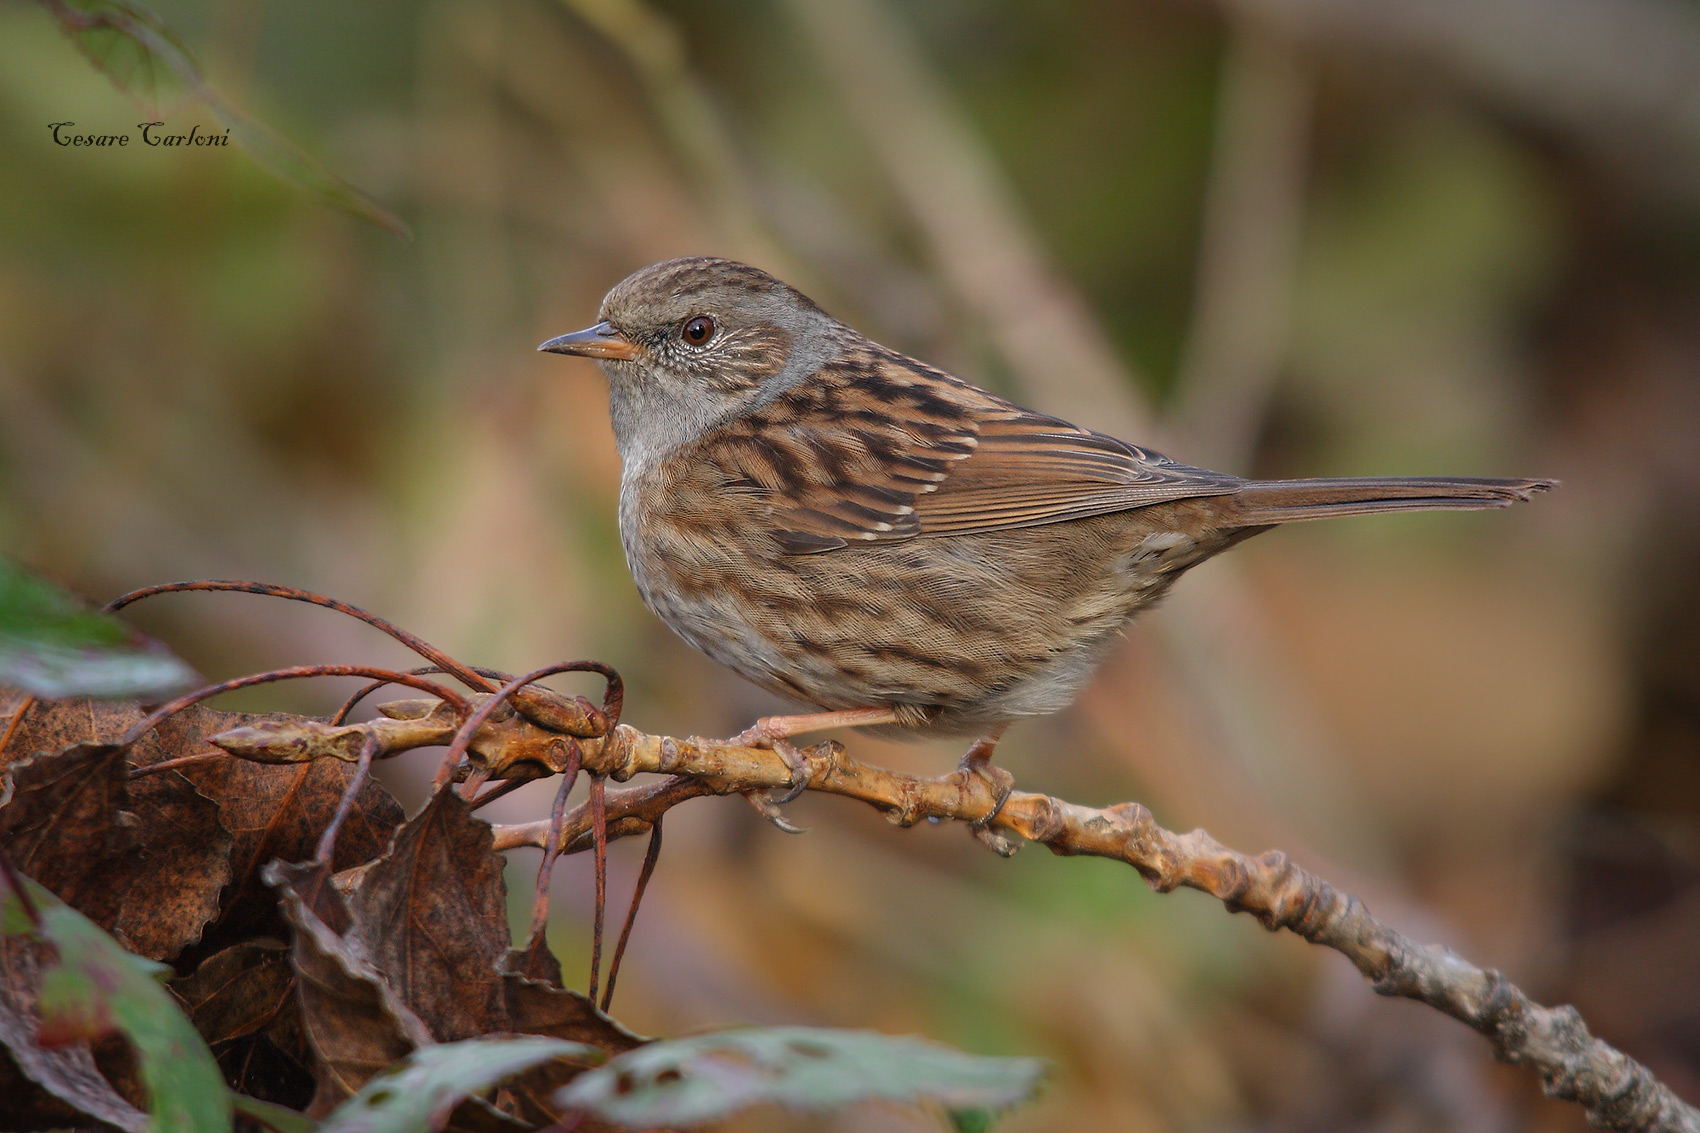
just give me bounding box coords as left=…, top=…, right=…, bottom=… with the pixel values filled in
left=541, top=258, right=1553, bottom=809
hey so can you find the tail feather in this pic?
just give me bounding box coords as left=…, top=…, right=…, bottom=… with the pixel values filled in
left=1229, top=476, right=1556, bottom=526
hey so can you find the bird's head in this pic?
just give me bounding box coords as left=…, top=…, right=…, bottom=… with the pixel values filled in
left=540, top=257, right=841, bottom=468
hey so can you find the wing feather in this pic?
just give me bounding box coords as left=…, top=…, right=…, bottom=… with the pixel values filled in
left=688, top=349, right=1241, bottom=553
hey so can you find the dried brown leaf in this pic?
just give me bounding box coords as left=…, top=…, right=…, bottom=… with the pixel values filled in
left=343, top=789, right=510, bottom=1041
left=494, top=948, right=646, bottom=1127
left=170, top=939, right=315, bottom=1109
left=171, top=939, right=295, bottom=1046
left=0, top=738, right=232, bottom=961
left=0, top=688, right=142, bottom=766
left=266, top=860, right=430, bottom=1116
left=185, top=752, right=404, bottom=949
left=0, top=689, right=406, bottom=953
left=503, top=930, right=564, bottom=987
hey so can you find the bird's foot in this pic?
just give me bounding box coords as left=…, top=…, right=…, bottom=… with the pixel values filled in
left=767, top=738, right=811, bottom=805
left=737, top=738, right=811, bottom=831
left=947, top=730, right=1021, bottom=857
left=730, top=708, right=897, bottom=819
left=742, top=788, right=807, bottom=834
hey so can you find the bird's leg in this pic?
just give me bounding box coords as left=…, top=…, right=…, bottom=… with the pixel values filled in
left=955, top=725, right=1014, bottom=830
left=940, top=727, right=1020, bottom=855
left=730, top=707, right=902, bottom=813
left=730, top=707, right=901, bottom=746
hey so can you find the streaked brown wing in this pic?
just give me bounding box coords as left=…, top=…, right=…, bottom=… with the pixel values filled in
left=691, top=350, right=1242, bottom=554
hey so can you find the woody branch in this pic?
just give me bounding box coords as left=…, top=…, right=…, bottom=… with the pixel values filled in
left=486, top=724, right=1699, bottom=1133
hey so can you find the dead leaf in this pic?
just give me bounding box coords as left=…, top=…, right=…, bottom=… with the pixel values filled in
left=0, top=739, right=232, bottom=961
left=172, top=939, right=296, bottom=1045
left=499, top=969, right=646, bottom=1127
left=343, top=789, right=510, bottom=1041
left=0, top=688, right=405, bottom=953
left=170, top=939, right=315, bottom=1109
left=502, top=931, right=564, bottom=987
left=266, top=860, right=431, bottom=1116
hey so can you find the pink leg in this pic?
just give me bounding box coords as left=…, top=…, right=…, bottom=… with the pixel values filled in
left=732, top=707, right=902, bottom=809
left=959, top=724, right=1008, bottom=774
left=731, top=706, right=901, bottom=746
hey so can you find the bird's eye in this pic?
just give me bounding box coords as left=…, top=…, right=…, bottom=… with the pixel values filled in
left=682, top=315, right=716, bottom=345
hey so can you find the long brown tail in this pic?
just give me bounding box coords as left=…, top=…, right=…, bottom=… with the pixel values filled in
left=1228, top=476, right=1556, bottom=526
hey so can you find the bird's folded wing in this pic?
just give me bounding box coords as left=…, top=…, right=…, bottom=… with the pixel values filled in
left=692, top=353, right=1241, bottom=554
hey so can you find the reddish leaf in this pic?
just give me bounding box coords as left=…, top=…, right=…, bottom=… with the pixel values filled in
left=2, top=873, right=231, bottom=1132
left=0, top=931, right=147, bottom=1131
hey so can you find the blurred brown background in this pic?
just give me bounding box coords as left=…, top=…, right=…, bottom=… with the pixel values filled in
left=3, top=0, right=1699, bottom=1128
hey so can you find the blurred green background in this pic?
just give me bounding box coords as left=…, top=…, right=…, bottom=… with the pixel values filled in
left=4, top=0, right=1699, bottom=1128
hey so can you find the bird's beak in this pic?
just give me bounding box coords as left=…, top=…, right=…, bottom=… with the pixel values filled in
left=537, top=321, right=640, bottom=361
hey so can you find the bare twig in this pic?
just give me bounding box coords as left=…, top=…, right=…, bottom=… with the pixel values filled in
left=601, top=817, right=662, bottom=1013
left=587, top=774, right=608, bottom=1007
left=490, top=725, right=1700, bottom=1132
left=122, top=664, right=471, bottom=761
left=528, top=746, right=583, bottom=945
left=105, top=580, right=496, bottom=693
left=331, top=665, right=516, bottom=725
left=311, top=731, right=379, bottom=865
left=0, top=695, right=35, bottom=758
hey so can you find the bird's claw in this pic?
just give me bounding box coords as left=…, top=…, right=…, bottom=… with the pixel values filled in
left=766, top=738, right=811, bottom=805
left=971, top=824, right=1022, bottom=857
left=960, top=762, right=1015, bottom=831
left=743, top=789, right=806, bottom=834
left=952, top=758, right=1019, bottom=855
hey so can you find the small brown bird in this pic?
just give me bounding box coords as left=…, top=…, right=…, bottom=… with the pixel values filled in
left=541, top=257, right=1553, bottom=810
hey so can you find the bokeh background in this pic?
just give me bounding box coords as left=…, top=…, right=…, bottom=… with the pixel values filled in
left=4, top=0, right=1699, bottom=1128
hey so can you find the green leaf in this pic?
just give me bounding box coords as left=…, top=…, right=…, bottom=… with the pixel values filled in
left=232, top=1094, right=318, bottom=1133
left=554, top=1025, right=1046, bottom=1129
left=0, top=870, right=232, bottom=1132
left=317, top=1035, right=604, bottom=1133
left=948, top=1107, right=998, bottom=1133
left=36, top=0, right=409, bottom=237
left=0, top=559, right=197, bottom=699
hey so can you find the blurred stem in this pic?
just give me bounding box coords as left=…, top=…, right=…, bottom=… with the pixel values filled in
left=553, top=0, right=780, bottom=261
left=775, top=0, right=1155, bottom=440
left=1171, top=16, right=1313, bottom=470
left=1151, top=19, right=1380, bottom=865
